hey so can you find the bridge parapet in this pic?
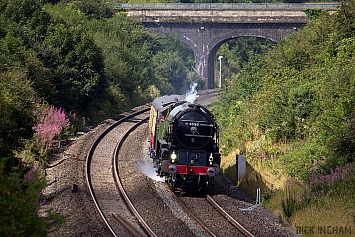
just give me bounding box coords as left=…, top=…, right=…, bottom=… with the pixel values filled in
left=117, top=3, right=338, bottom=23
left=117, top=3, right=338, bottom=10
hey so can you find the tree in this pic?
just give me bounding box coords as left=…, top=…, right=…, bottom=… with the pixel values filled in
left=0, top=70, right=36, bottom=158
left=3, top=0, right=41, bottom=24
left=152, top=51, right=188, bottom=95
left=73, top=0, right=115, bottom=19
left=334, top=0, right=355, bottom=40
left=0, top=164, right=65, bottom=236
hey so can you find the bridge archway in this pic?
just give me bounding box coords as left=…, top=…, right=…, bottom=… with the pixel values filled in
left=208, top=36, right=277, bottom=89
left=143, top=21, right=304, bottom=88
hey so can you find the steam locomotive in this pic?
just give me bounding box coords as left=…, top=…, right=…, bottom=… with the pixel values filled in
left=148, top=94, right=221, bottom=194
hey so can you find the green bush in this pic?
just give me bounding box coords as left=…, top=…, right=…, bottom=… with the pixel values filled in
left=0, top=164, right=65, bottom=236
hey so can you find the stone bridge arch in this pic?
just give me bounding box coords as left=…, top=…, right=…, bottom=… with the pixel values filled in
left=143, top=21, right=304, bottom=88
left=122, top=3, right=338, bottom=88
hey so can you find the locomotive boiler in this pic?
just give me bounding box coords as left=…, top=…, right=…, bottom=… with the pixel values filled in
left=148, top=94, right=221, bottom=194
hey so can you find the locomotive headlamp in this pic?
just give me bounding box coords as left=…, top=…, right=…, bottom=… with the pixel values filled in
left=209, top=153, right=213, bottom=165
left=171, top=151, right=177, bottom=163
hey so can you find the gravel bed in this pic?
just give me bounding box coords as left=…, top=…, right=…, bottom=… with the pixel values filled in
left=118, top=125, right=207, bottom=237
left=208, top=176, right=302, bottom=237
left=41, top=120, right=116, bottom=237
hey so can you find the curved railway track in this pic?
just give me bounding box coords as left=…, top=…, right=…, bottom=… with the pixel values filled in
left=85, top=105, right=256, bottom=237
left=85, top=106, right=153, bottom=236
left=82, top=89, right=300, bottom=237
left=43, top=89, right=300, bottom=237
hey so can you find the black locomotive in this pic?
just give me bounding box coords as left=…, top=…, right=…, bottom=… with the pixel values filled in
left=148, top=94, right=221, bottom=194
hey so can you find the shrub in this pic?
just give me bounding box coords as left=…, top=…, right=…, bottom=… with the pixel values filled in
left=309, top=163, right=355, bottom=195
left=0, top=163, right=65, bottom=236
left=284, top=163, right=355, bottom=208
left=32, top=105, right=72, bottom=161
left=280, top=140, right=330, bottom=180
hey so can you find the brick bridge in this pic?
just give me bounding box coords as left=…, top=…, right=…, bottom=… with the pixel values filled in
left=118, top=3, right=338, bottom=88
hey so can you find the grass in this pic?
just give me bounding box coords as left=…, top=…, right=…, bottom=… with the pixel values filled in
left=291, top=195, right=355, bottom=237
left=221, top=148, right=355, bottom=237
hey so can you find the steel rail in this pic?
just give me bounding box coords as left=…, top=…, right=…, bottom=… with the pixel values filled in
left=113, top=116, right=157, bottom=237
left=111, top=213, right=146, bottom=237
left=167, top=189, right=216, bottom=237
left=207, top=195, right=254, bottom=237
left=85, top=107, right=150, bottom=237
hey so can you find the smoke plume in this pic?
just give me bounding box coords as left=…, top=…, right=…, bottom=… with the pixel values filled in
left=185, top=83, right=198, bottom=103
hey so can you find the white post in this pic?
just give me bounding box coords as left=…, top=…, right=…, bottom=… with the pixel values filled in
left=236, top=154, right=246, bottom=180
left=218, top=56, right=223, bottom=88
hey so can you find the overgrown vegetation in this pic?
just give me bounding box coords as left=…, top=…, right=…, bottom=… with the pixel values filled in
left=0, top=0, right=197, bottom=234
left=213, top=1, right=355, bottom=231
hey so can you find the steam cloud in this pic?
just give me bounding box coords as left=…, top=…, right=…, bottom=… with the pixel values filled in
left=185, top=83, right=199, bottom=103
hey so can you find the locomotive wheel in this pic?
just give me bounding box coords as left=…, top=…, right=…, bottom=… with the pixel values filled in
left=205, top=178, right=210, bottom=195
left=168, top=174, right=176, bottom=192
left=197, top=176, right=206, bottom=193
left=198, top=176, right=209, bottom=196
left=198, top=175, right=202, bottom=191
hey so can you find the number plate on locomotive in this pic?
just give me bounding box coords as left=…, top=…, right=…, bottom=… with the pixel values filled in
left=188, top=122, right=200, bottom=126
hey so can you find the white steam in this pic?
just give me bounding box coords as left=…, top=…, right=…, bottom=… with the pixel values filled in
left=140, top=161, right=165, bottom=182
left=185, top=83, right=199, bottom=103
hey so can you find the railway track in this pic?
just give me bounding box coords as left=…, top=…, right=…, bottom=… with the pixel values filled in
left=85, top=106, right=153, bottom=236
left=206, top=195, right=254, bottom=237
left=81, top=90, right=299, bottom=237
left=43, top=89, right=301, bottom=237
left=85, top=107, right=256, bottom=236
left=112, top=112, right=156, bottom=237
left=171, top=191, right=254, bottom=237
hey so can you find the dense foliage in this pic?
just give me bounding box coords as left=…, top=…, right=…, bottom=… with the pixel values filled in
left=212, top=0, right=355, bottom=223
left=215, top=37, right=276, bottom=86
left=0, top=0, right=195, bottom=234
